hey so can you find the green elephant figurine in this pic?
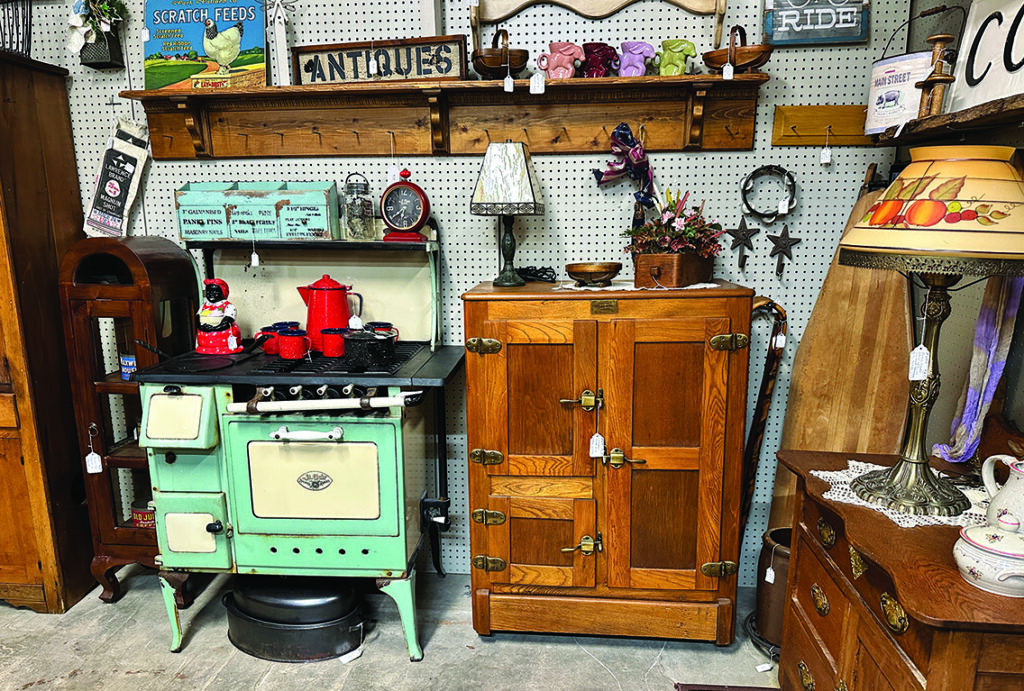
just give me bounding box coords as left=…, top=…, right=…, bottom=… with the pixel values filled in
left=655, top=39, right=697, bottom=76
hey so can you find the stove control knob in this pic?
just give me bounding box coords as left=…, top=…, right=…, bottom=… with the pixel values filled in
left=205, top=520, right=224, bottom=534
left=164, top=451, right=177, bottom=464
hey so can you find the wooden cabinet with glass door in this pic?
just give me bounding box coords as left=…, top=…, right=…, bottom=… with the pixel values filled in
left=463, top=281, right=752, bottom=643
left=59, top=237, right=198, bottom=604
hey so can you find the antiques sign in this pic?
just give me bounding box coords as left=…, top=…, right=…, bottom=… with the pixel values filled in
left=292, top=35, right=467, bottom=85
left=764, top=0, right=869, bottom=45
left=949, top=0, right=1024, bottom=113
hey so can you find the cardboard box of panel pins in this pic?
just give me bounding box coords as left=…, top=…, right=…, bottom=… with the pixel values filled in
left=143, top=0, right=266, bottom=90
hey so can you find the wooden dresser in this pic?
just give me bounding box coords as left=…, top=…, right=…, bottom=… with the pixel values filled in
left=778, top=450, right=1024, bottom=691
left=463, top=281, right=753, bottom=643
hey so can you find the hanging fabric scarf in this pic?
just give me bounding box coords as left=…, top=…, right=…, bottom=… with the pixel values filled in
left=592, top=122, right=656, bottom=222
left=933, top=276, right=1024, bottom=463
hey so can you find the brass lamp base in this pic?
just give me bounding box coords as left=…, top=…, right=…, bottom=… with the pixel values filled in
left=851, top=459, right=971, bottom=516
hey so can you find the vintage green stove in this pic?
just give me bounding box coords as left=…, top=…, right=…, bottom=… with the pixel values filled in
left=136, top=344, right=463, bottom=661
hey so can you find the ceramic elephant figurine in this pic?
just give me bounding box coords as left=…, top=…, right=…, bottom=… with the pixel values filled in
left=655, top=39, right=697, bottom=76
left=618, top=41, right=655, bottom=77
left=537, top=41, right=584, bottom=79
left=581, top=42, right=620, bottom=78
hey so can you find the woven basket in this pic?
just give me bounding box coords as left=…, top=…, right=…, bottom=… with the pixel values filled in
left=80, top=25, right=124, bottom=69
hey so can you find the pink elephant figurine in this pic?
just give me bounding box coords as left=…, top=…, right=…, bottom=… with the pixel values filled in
left=581, top=42, right=620, bottom=78
left=536, top=41, right=584, bottom=79
left=654, top=39, right=697, bottom=76
left=618, top=41, right=655, bottom=77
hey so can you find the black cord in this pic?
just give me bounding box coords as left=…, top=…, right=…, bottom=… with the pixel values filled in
left=743, top=611, right=780, bottom=662
left=516, top=266, right=557, bottom=283
left=741, top=165, right=796, bottom=224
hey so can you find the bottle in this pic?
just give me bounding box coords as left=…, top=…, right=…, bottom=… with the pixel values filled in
left=343, top=172, right=375, bottom=240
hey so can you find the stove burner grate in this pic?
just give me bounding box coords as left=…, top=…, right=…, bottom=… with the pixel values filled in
left=247, top=343, right=424, bottom=377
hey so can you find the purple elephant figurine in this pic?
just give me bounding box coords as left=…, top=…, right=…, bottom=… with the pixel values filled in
left=581, top=42, right=620, bottom=78
left=618, top=41, right=655, bottom=77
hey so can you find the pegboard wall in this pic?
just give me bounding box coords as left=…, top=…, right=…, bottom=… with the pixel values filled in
left=26, top=0, right=1006, bottom=588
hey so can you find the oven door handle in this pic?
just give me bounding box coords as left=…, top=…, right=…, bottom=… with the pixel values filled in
left=270, top=426, right=344, bottom=442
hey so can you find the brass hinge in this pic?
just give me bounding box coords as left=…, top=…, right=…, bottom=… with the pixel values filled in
left=700, top=560, right=738, bottom=577
left=471, top=555, right=507, bottom=572
left=469, top=448, right=503, bottom=465
left=465, top=337, right=501, bottom=354
left=709, top=333, right=750, bottom=351
left=471, top=508, right=506, bottom=525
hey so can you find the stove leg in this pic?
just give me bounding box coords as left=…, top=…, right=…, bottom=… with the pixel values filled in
left=377, top=571, right=423, bottom=661
left=159, top=574, right=184, bottom=652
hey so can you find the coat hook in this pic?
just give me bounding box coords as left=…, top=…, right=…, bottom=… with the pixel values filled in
left=483, top=128, right=491, bottom=140
left=238, top=133, right=248, bottom=139
left=312, top=126, right=321, bottom=144
left=790, top=125, right=798, bottom=133
left=275, top=132, right=284, bottom=142
left=725, top=124, right=734, bottom=135
left=522, top=127, right=528, bottom=135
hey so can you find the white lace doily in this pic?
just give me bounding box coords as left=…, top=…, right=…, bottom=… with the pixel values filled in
left=811, top=460, right=989, bottom=528
left=553, top=280, right=718, bottom=292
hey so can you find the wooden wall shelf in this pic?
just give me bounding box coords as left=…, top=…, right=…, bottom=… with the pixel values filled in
left=875, top=93, right=1024, bottom=145
left=121, top=74, right=768, bottom=159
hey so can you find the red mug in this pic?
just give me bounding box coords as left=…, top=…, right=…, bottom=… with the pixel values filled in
left=277, top=329, right=312, bottom=360
left=320, top=327, right=348, bottom=358
left=256, top=326, right=280, bottom=355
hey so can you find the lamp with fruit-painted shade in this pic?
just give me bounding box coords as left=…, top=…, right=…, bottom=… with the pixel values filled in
left=838, top=145, right=1024, bottom=516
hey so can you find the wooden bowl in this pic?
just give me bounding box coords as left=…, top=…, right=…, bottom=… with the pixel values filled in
left=702, top=25, right=772, bottom=73
left=565, top=262, right=622, bottom=287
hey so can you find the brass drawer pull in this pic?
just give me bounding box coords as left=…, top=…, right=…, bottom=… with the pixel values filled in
left=810, top=583, right=830, bottom=616
left=798, top=660, right=815, bottom=690
left=849, top=546, right=868, bottom=579
left=817, top=518, right=836, bottom=549
left=881, top=592, right=909, bottom=634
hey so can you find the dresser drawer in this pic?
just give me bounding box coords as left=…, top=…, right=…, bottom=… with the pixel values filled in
left=793, top=533, right=848, bottom=667
left=802, top=496, right=847, bottom=567
left=780, top=602, right=839, bottom=691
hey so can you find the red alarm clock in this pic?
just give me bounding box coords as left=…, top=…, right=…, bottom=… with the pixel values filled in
left=380, top=169, right=430, bottom=242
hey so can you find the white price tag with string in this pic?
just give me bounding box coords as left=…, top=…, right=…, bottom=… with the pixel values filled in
left=530, top=72, right=545, bottom=94
left=504, top=75, right=514, bottom=92
left=909, top=344, right=930, bottom=380
left=369, top=57, right=379, bottom=75
left=589, top=395, right=605, bottom=458
left=778, top=198, right=789, bottom=216
left=723, top=63, right=734, bottom=80
left=85, top=424, right=102, bottom=474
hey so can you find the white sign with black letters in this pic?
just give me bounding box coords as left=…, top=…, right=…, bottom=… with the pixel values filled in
left=949, top=0, right=1024, bottom=112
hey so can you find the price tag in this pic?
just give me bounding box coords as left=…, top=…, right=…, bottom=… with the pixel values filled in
left=141, top=27, right=151, bottom=42
left=723, top=63, right=734, bottom=80
left=820, top=147, right=832, bottom=165
left=765, top=566, right=776, bottom=583
left=504, top=75, right=514, bottom=93
left=530, top=72, right=546, bottom=94
left=368, top=57, right=379, bottom=75
left=387, top=165, right=401, bottom=184
left=909, top=344, right=930, bottom=380
left=250, top=251, right=260, bottom=268
left=589, top=433, right=605, bottom=458
left=756, top=662, right=774, bottom=673
left=778, top=198, right=789, bottom=216
left=85, top=451, right=102, bottom=474
left=895, top=121, right=906, bottom=138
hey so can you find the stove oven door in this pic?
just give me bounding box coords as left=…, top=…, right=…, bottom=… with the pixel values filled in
left=153, top=491, right=233, bottom=570
left=224, top=417, right=401, bottom=538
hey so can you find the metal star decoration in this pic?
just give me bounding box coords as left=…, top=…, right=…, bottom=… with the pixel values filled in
left=767, top=224, right=801, bottom=276
left=726, top=217, right=759, bottom=270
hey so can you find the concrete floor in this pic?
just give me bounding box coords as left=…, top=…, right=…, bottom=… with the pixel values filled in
left=0, top=567, right=780, bottom=690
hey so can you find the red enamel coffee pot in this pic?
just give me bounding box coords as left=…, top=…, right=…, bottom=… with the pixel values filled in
left=297, top=275, right=362, bottom=352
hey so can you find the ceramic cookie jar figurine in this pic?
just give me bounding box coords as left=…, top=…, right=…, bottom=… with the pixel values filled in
left=536, top=41, right=584, bottom=79
left=655, top=38, right=697, bottom=76
left=618, top=40, right=655, bottom=76
left=196, top=277, right=243, bottom=354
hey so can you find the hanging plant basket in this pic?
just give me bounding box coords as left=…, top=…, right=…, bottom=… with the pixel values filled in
left=80, top=24, right=124, bottom=69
